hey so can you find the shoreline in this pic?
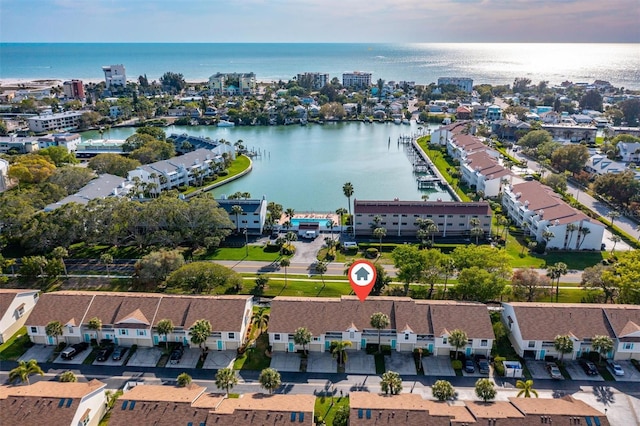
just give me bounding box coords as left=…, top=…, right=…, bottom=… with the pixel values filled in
left=0, top=78, right=276, bottom=90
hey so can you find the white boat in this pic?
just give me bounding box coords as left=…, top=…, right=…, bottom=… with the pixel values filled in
left=217, top=120, right=235, bottom=127
left=394, top=118, right=401, bottom=125
left=402, top=119, right=410, bottom=124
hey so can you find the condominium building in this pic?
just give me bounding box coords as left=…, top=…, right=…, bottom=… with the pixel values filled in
left=342, top=71, right=372, bottom=88
left=27, top=111, right=84, bottom=133
left=102, top=64, right=126, bottom=88
left=438, top=77, right=474, bottom=93
left=296, top=72, right=329, bottom=90
left=62, top=79, right=85, bottom=99
left=208, top=72, right=257, bottom=95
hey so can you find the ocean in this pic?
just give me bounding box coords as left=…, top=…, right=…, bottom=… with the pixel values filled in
left=1, top=43, right=639, bottom=89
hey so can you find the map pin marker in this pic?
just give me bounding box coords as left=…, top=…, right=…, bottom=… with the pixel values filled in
left=348, top=260, right=377, bottom=302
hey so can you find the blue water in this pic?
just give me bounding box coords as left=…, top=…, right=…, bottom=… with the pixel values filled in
left=291, top=218, right=332, bottom=227
left=2, top=43, right=639, bottom=89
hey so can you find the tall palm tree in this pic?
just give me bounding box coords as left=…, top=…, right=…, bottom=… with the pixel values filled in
left=9, top=359, right=44, bottom=385
left=546, top=262, right=567, bottom=303
left=516, top=379, right=538, bottom=398
left=315, top=261, right=328, bottom=290
left=370, top=312, right=390, bottom=354
left=608, top=210, right=621, bottom=227
left=157, top=319, right=174, bottom=351
left=448, top=329, right=468, bottom=360
left=564, top=223, right=578, bottom=249
left=469, top=218, right=482, bottom=244
left=373, top=227, right=387, bottom=253
left=190, top=319, right=212, bottom=356
left=252, top=308, right=270, bottom=334
left=279, top=258, right=290, bottom=290
left=88, top=317, right=102, bottom=343
left=231, top=205, right=243, bottom=233
left=577, top=227, right=591, bottom=249
left=215, top=367, right=239, bottom=396
left=342, top=182, right=354, bottom=221
left=45, top=320, right=63, bottom=346
left=326, top=219, right=335, bottom=239
left=51, top=246, right=68, bottom=277
left=331, top=340, right=353, bottom=368
left=609, top=235, right=621, bottom=253
left=336, top=208, right=347, bottom=234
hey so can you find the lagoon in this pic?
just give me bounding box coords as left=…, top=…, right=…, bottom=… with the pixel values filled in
left=81, top=122, right=452, bottom=211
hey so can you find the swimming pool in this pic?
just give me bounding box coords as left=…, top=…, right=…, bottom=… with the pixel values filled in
left=291, top=218, right=332, bottom=228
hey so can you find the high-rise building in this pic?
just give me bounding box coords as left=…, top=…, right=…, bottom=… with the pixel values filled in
left=62, top=79, right=85, bottom=99
left=296, top=72, right=329, bottom=90
left=437, top=77, right=474, bottom=93
left=102, top=64, right=126, bottom=89
left=342, top=71, right=372, bottom=89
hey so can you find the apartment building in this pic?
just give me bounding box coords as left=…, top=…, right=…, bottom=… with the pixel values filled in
left=208, top=72, right=257, bottom=95
left=342, top=71, right=372, bottom=88
left=27, top=111, right=84, bottom=133
left=437, top=77, right=473, bottom=93
left=102, top=64, right=126, bottom=88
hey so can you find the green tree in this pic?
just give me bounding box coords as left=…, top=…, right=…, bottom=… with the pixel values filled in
left=333, top=406, right=349, bottom=426
left=511, top=268, right=550, bottom=302
left=451, top=267, right=507, bottom=303
left=9, top=359, right=44, bottom=385
left=88, top=153, right=141, bottom=177
left=518, top=129, right=553, bottom=150
left=315, top=260, right=327, bottom=290
left=373, top=226, right=386, bottom=253
left=45, top=320, right=63, bottom=346
left=592, top=335, right=614, bottom=363
left=392, top=245, right=424, bottom=296
left=542, top=173, right=568, bottom=193
left=215, top=367, right=239, bottom=396
left=88, top=317, right=102, bottom=342
left=551, top=144, right=590, bottom=174
left=51, top=246, right=68, bottom=277
left=39, top=146, right=78, bottom=166
left=605, top=250, right=640, bottom=304
left=546, top=262, right=568, bottom=303
left=554, top=334, right=574, bottom=362
left=176, top=372, right=192, bottom=387
left=160, top=71, right=187, bottom=93
left=190, top=319, right=212, bottom=355
left=48, top=167, right=95, bottom=194
left=293, top=327, right=312, bottom=354
left=157, top=319, right=174, bottom=351
left=258, top=368, right=281, bottom=394
left=8, top=154, right=56, bottom=184
left=100, top=253, right=114, bottom=277
left=380, top=370, right=403, bottom=395
left=252, top=307, right=270, bottom=334
left=279, top=257, right=290, bottom=289
left=370, top=312, right=390, bottom=354
left=231, top=204, right=244, bottom=232
left=135, top=249, right=185, bottom=287
left=448, top=329, right=468, bottom=360
left=331, top=340, right=353, bottom=368
left=59, top=371, right=77, bottom=382
left=516, top=379, right=538, bottom=398
left=431, top=380, right=455, bottom=401
left=581, top=264, right=618, bottom=303
left=342, top=182, right=354, bottom=221
left=475, top=378, right=496, bottom=402
left=372, top=263, right=391, bottom=296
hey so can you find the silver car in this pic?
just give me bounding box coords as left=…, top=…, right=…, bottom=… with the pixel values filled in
left=607, top=359, right=624, bottom=376
left=546, top=362, right=563, bottom=379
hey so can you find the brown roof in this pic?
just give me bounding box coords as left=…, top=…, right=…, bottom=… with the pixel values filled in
left=27, top=291, right=251, bottom=331
left=603, top=305, right=640, bottom=339
left=270, top=297, right=494, bottom=339
left=0, top=380, right=106, bottom=426
left=109, top=388, right=315, bottom=426
left=465, top=151, right=513, bottom=180
left=354, top=200, right=492, bottom=216
left=505, top=302, right=613, bottom=340
left=511, top=181, right=592, bottom=225
left=0, top=289, right=36, bottom=317
left=509, top=395, right=609, bottom=422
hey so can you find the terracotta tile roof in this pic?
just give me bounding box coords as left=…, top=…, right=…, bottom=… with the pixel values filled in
left=26, top=292, right=95, bottom=327
left=354, top=200, right=492, bottom=216
left=0, top=380, right=106, bottom=425
left=504, top=302, right=613, bottom=340
left=270, top=297, right=494, bottom=339
left=109, top=388, right=315, bottom=426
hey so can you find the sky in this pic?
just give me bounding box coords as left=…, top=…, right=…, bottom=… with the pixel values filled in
left=1, top=0, right=639, bottom=43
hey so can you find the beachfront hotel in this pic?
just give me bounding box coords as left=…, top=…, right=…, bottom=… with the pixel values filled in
left=342, top=71, right=372, bottom=89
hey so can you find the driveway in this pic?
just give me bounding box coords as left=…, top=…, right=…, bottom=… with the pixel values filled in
left=306, top=352, right=337, bottom=373
left=270, top=352, right=301, bottom=372
left=609, top=360, right=640, bottom=382
left=291, top=237, right=325, bottom=264
left=385, top=352, right=417, bottom=375
left=52, top=347, right=92, bottom=365
left=93, top=347, right=128, bottom=367
left=345, top=351, right=376, bottom=375
left=202, top=350, right=236, bottom=370
left=126, top=347, right=162, bottom=367
left=165, top=348, right=200, bottom=369
left=565, top=361, right=604, bottom=381
left=422, top=356, right=455, bottom=377
left=18, top=345, right=54, bottom=363
left=526, top=360, right=553, bottom=380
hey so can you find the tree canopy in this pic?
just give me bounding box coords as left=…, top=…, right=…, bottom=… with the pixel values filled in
left=165, top=262, right=243, bottom=294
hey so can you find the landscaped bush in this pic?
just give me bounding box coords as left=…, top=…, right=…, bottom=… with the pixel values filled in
left=365, top=248, right=378, bottom=258
left=281, top=243, right=296, bottom=256
left=493, top=356, right=506, bottom=376
left=451, top=360, right=462, bottom=370
left=219, top=169, right=229, bottom=176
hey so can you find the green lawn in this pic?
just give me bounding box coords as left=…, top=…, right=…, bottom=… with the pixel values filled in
left=314, top=396, right=349, bottom=426
left=0, top=327, right=32, bottom=361
left=233, top=333, right=271, bottom=371
left=253, top=279, right=353, bottom=298
left=68, top=243, right=147, bottom=259
left=198, top=245, right=282, bottom=262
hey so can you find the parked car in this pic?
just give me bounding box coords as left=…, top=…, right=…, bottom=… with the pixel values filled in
left=475, top=355, right=490, bottom=374
left=607, top=359, right=625, bottom=376
left=96, top=346, right=114, bottom=362
left=343, top=241, right=358, bottom=250
left=61, top=346, right=77, bottom=360
left=580, top=359, right=598, bottom=375
left=170, top=346, right=184, bottom=364
left=465, top=359, right=475, bottom=373
left=112, top=346, right=126, bottom=361
left=546, top=362, right=563, bottom=379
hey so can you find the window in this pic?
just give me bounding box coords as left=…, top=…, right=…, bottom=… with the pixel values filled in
left=481, top=339, right=488, bottom=347
left=349, top=331, right=355, bottom=339
left=623, top=343, right=634, bottom=350
left=274, top=334, right=281, bottom=341
left=228, top=332, right=235, bottom=339
left=120, top=329, right=128, bottom=336
left=16, top=306, right=25, bottom=318
left=31, top=326, right=37, bottom=333
left=528, top=341, right=536, bottom=348
left=443, top=337, right=447, bottom=345
left=405, top=333, right=409, bottom=341
left=137, top=329, right=146, bottom=336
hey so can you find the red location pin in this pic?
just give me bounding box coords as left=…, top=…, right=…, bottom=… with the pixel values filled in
left=348, top=260, right=377, bottom=302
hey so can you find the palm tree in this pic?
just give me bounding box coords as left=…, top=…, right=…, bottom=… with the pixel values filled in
left=315, top=261, right=328, bottom=290
left=176, top=372, right=192, bottom=387
left=9, top=359, right=44, bottom=385
left=51, top=246, right=68, bottom=277
left=608, top=210, right=621, bottom=227
left=88, top=317, right=102, bottom=343
left=577, top=227, right=591, bottom=249
left=592, top=335, right=614, bottom=363
left=554, top=334, right=574, bottom=362
left=293, top=327, right=312, bottom=354
left=59, top=370, right=77, bottom=382
left=252, top=308, right=270, bottom=334
left=157, top=319, right=174, bottom=351
left=342, top=182, right=354, bottom=221
left=331, top=340, right=353, bottom=368
left=609, top=235, right=621, bottom=253
left=475, top=378, right=496, bottom=403
left=326, top=219, right=335, bottom=239
left=432, top=380, right=455, bottom=401
left=336, top=207, right=347, bottom=234
left=469, top=218, right=482, bottom=244
left=190, top=319, right=212, bottom=356
left=45, top=320, right=63, bottom=346
left=370, top=312, right=390, bottom=354
left=564, top=223, right=578, bottom=249
left=380, top=370, right=402, bottom=395
left=546, top=262, right=567, bottom=303
left=100, top=253, right=114, bottom=277
left=448, top=329, right=468, bottom=360
left=373, top=227, right=387, bottom=253
left=258, top=368, right=281, bottom=394
left=215, top=367, right=239, bottom=396
left=279, top=258, right=290, bottom=289
left=516, top=379, right=538, bottom=398
left=441, top=257, right=455, bottom=297
left=285, top=208, right=296, bottom=223
left=231, top=205, right=243, bottom=233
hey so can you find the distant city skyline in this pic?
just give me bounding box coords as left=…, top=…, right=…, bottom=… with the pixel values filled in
left=1, top=0, right=639, bottom=43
